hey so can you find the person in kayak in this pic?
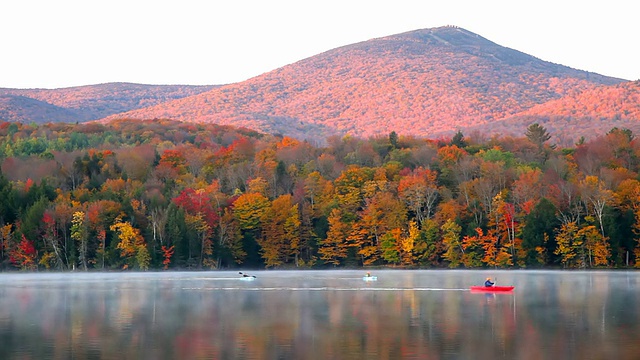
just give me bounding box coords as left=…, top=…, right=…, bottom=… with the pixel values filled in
left=365, top=272, right=372, bottom=277
left=484, top=277, right=495, bottom=287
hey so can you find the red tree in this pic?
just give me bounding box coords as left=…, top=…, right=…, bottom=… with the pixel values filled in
left=10, top=235, right=38, bottom=270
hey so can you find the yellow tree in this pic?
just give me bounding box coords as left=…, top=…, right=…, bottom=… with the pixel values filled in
left=71, top=211, right=89, bottom=271
left=377, top=199, right=423, bottom=266
left=259, top=194, right=301, bottom=267
left=349, top=192, right=406, bottom=266
left=555, top=218, right=610, bottom=269
left=334, top=166, right=371, bottom=219
left=318, top=208, right=350, bottom=266
left=579, top=221, right=610, bottom=267
left=615, top=179, right=640, bottom=211
left=233, top=192, right=270, bottom=266
left=400, top=220, right=421, bottom=266
left=110, top=218, right=150, bottom=270
left=441, top=219, right=463, bottom=268
left=233, top=193, right=270, bottom=231
left=554, top=221, right=584, bottom=268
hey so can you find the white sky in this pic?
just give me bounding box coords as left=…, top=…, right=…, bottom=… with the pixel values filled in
left=1, top=0, right=638, bottom=89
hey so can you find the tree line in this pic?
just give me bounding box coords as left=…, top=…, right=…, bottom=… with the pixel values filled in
left=0, top=119, right=639, bottom=271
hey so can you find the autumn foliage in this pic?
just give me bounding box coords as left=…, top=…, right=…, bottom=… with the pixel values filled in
left=9, top=235, right=37, bottom=270
left=75, top=27, right=635, bottom=144
left=2, top=119, right=640, bottom=271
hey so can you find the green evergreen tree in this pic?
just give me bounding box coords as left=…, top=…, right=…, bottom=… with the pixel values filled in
left=521, top=198, right=559, bottom=266
left=525, top=123, right=551, bottom=148
left=451, top=130, right=466, bottom=148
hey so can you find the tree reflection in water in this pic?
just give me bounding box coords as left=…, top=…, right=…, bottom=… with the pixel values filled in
left=0, top=270, right=638, bottom=359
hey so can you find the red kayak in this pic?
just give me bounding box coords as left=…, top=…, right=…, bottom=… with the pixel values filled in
left=470, top=286, right=514, bottom=292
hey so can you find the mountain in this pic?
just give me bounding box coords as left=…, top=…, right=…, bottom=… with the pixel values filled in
left=0, top=83, right=216, bottom=123
left=464, top=80, right=640, bottom=145
left=2, top=27, right=633, bottom=143
left=0, top=94, right=81, bottom=123
left=100, top=26, right=626, bottom=142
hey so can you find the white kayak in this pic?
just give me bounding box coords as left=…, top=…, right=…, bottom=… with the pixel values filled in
left=362, top=276, right=377, bottom=281
left=239, top=276, right=256, bottom=281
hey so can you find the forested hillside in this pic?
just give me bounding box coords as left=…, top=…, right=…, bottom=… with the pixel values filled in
left=1, top=120, right=639, bottom=271
left=0, top=95, right=81, bottom=124
left=0, top=83, right=216, bottom=123
left=100, top=26, right=625, bottom=143
left=466, top=80, right=640, bottom=146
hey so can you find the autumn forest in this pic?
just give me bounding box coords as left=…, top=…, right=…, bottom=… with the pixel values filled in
left=1, top=119, right=640, bottom=271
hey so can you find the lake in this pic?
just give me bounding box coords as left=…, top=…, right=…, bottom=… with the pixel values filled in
left=0, top=270, right=638, bottom=359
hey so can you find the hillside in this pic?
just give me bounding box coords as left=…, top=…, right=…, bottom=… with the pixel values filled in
left=0, top=95, right=80, bottom=123
left=466, top=80, right=640, bottom=145
left=0, top=82, right=216, bottom=123
left=101, top=26, right=624, bottom=142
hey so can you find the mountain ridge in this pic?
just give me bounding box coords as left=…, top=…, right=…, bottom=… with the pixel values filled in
left=0, top=82, right=217, bottom=123
left=100, top=26, right=625, bottom=142
left=0, top=94, right=81, bottom=124
left=1, top=26, right=634, bottom=144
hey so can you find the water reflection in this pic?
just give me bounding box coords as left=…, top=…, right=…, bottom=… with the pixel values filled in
left=0, top=270, right=638, bottom=359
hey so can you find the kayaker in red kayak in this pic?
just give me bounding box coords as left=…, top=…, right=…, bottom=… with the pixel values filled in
left=484, top=277, right=495, bottom=287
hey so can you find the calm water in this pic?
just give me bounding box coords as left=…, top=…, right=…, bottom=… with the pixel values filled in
left=0, top=270, right=638, bottom=359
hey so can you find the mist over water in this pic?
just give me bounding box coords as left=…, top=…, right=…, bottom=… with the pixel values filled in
left=0, top=270, right=638, bottom=359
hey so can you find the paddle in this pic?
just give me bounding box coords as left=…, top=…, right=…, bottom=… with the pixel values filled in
left=239, top=271, right=256, bottom=278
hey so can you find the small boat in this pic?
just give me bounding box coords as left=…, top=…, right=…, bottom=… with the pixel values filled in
left=362, top=276, right=378, bottom=281
left=238, top=272, right=256, bottom=280
left=470, top=285, right=514, bottom=292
